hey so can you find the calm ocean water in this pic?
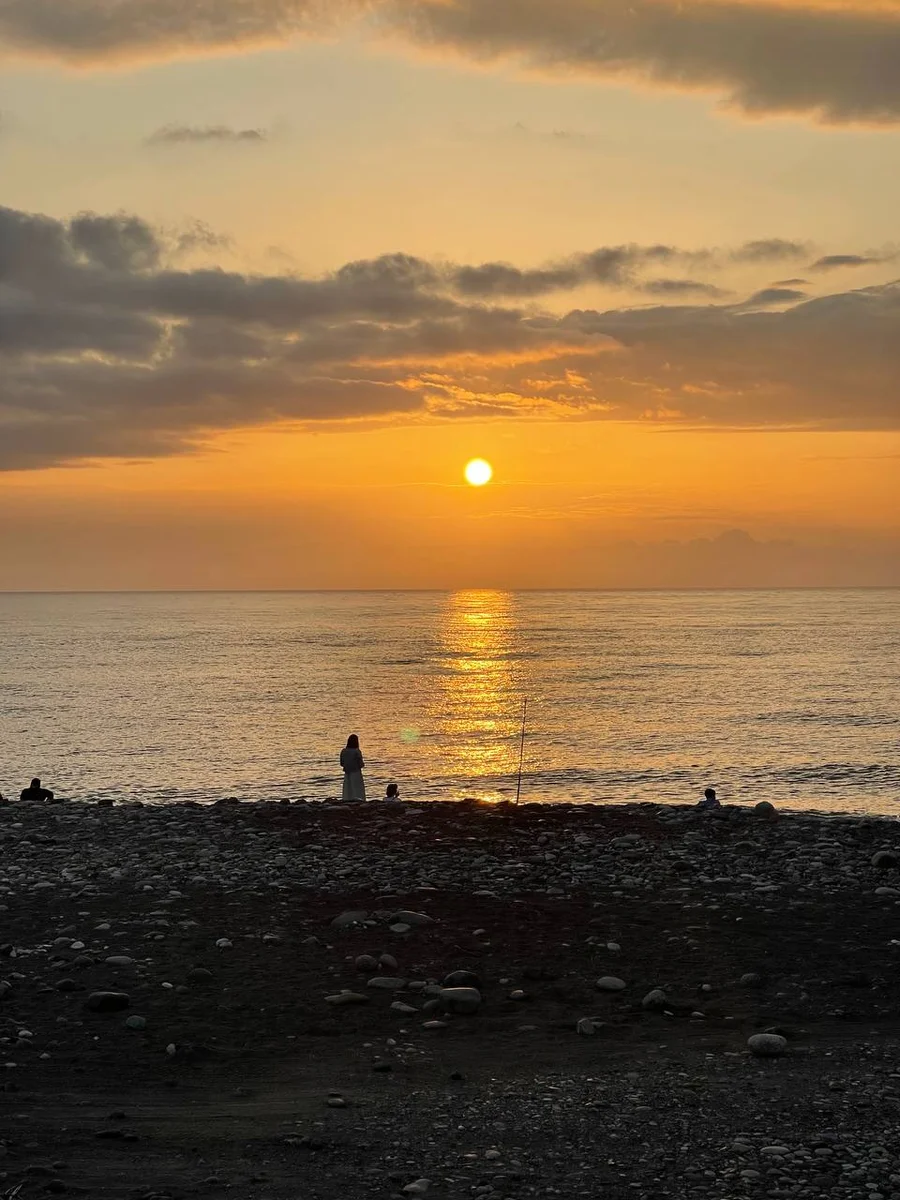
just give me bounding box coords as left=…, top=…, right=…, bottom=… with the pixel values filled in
left=0, top=590, right=898, bottom=813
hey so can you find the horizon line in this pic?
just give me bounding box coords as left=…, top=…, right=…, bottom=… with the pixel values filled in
left=1, top=586, right=898, bottom=597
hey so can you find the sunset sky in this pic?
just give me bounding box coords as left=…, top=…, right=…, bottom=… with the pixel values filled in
left=2, top=0, right=899, bottom=589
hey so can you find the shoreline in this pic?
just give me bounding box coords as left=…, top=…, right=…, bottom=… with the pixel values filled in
left=2, top=798, right=900, bottom=1198
left=5, top=793, right=898, bottom=819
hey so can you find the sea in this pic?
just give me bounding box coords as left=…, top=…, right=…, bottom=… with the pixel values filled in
left=0, top=590, right=898, bottom=814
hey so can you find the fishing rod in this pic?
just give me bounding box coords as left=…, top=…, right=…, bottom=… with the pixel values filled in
left=515, top=696, right=528, bottom=805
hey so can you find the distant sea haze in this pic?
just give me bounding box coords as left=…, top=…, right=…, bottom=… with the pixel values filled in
left=0, top=590, right=898, bottom=814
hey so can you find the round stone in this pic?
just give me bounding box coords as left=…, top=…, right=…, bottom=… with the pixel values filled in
left=642, top=988, right=667, bottom=1010
left=596, top=976, right=627, bottom=992
left=748, top=1032, right=788, bottom=1057
left=872, top=851, right=899, bottom=870
left=85, top=991, right=131, bottom=1014
left=443, top=970, right=481, bottom=989
left=439, top=987, right=482, bottom=1015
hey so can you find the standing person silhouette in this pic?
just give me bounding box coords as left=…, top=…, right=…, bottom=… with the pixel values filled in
left=340, top=735, right=366, bottom=803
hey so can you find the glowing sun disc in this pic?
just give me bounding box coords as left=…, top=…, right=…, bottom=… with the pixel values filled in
left=464, top=458, right=493, bottom=487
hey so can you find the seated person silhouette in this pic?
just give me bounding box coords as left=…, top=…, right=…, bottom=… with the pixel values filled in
left=20, top=777, right=55, bottom=803
left=385, top=782, right=401, bottom=802
left=697, top=786, right=720, bottom=810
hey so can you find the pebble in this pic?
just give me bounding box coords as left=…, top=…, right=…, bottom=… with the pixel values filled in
left=391, top=1001, right=418, bottom=1015
left=124, top=1015, right=147, bottom=1030
left=748, top=1033, right=788, bottom=1057
left=439, top=987, right=482, bottom=1015
left=596, top=976, right=627, bottom=992
left=872, top=851, right=898, bottom=870
left=443, top=970, right=481, bottom=989
left=642, top=988, right=667, bottom=1010
left=85, top=991, right=131, bottom=1013
left=331, top=910, right=369, bottom=929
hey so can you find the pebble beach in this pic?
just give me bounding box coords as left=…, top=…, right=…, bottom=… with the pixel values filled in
left=2, top=797, right=900, bottom=1199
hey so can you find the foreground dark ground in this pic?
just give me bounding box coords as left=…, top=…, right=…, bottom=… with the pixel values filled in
left=1, top=799, right=900, bottom=1199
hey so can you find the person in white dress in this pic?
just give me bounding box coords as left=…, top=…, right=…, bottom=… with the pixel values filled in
left=340, top=734, right=366, bottom=803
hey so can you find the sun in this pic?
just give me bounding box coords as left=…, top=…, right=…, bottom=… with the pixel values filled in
left=464, top=458, right=493, bottom=487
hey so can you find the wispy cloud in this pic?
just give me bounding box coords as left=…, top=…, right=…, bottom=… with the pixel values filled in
left=145, top=125, right=268, bottom=146
left=811, top=252, right=897, bottom=271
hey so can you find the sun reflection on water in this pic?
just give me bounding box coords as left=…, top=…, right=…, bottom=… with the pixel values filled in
left=430, top=590, right=525, bottom=800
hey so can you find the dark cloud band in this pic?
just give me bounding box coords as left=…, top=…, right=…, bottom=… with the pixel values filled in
left=1, top=1, right=899, bottom=125
left=1, top=204, right=898, bottom=472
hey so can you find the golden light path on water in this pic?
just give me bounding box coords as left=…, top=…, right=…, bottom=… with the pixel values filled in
left=429, top=590, right=526, bottom=802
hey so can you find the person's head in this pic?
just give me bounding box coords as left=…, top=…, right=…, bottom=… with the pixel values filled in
left=346, top=734, right=359, bottom=750
left=704, top=787, right=716, bottom=802
left=31, top=778, right=40, bottom=789
left=386, top=782, right=399, bottom=798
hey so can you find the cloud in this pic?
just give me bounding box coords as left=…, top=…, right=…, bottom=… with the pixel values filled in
left=447, top=241, right=793, bottom=299
left=2, top=203, right=899, bottom=472
left=739, top=286, right=808, bottom=307
left=1, top=1, right=900, bottom=126
left=811, top=253, right=894, bottom=272
left=731, top=239, right=810, bottom=264
left=640, top=278, right=728, bottom=298
left=145, top=124, right=268, bottom=146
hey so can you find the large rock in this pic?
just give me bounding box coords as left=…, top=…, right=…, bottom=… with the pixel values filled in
left=367, top=977, right=407, bottom=990
left=748, top=1033, right=787, bottom=1058
left=754, top=801, right=777, bottom=821
left=439, top=987, right=482, bottom=1015
left=85, top=991, right=131, bottom=1013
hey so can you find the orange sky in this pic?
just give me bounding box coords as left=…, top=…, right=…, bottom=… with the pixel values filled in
left=1, top=0, right=899, bottom=589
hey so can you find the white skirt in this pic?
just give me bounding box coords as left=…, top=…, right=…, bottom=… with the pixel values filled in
left=342, top=771, right=366, bottom=802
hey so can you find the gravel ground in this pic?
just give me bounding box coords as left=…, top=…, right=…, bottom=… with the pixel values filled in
left=1, top=798, right=899, bottom=1199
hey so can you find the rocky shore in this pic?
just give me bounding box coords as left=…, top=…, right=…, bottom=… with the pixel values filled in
left=2, top=797, right=900, bottom=1199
